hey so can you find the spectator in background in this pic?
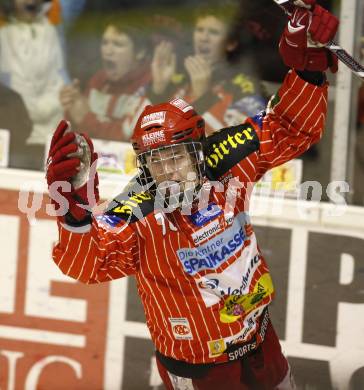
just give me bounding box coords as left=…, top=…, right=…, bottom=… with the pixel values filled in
left=0, top=0, right=68, bottom=161
left=0, top=4, right=33, bottom=169
left=59, top=21, right=152, bottom=142
left=228, top=0, right=288, bottom=83
left=43, top=0, right=86, bottom=56
left=232, top=0, right=335, bottom=83
left=0, top=5, right=31, bottom=170
left=58, top=0, right=86, bottom=30
left=0, top=79, right=35, bottom=169
left=149, top=5, right=268, bottom=135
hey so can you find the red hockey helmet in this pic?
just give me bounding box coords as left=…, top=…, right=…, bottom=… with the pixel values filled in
left=131, top=98, right=206, bottom=208
left=131, top=98, right=205, bottom=153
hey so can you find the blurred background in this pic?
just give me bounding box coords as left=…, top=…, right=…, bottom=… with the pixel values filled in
left=0, top=0, right=363, bottom=389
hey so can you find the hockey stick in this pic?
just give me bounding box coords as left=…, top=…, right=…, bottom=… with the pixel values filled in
left=273, top=0, right=364, bottom=80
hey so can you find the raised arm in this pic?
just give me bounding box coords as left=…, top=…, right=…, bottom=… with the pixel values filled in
left=254, top=1, right=338, bottom=174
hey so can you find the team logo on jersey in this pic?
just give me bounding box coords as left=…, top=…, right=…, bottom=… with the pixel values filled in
left=169, top=318, right=193, bottom=340
left=219, top=273, right=274, bottom=324
left=188, top=203, right=222, bottom=227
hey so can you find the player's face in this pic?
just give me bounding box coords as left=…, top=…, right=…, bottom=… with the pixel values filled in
left=14, top=0, right=42, bottom=21
left=101, top=25, right=136, bottom=82
left=146, top=144, right=197, bottom=185
left=193, top=15, right=228, bottom=65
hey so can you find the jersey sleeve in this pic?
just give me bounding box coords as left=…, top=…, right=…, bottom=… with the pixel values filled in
left=254, top=69, right=328, bottom=178
left=52, top=216, right=139, bottom=284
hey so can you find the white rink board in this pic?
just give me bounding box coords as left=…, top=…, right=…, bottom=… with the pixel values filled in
left=0, top=168, right=363, bottom=390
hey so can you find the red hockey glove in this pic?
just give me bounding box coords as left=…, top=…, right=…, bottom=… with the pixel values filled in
left=279, top=5, right=339, bottom=72
left=46, top=120, right=99, bottom=222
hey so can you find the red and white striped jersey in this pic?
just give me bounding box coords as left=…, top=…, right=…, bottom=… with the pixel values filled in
left=53, top=70, right=328, bottom=364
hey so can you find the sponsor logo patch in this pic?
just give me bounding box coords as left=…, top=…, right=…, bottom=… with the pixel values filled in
left=219, top=273, right=274, bottom=324
left=191, top=219, right=221, bottom=245
left=169, top=318, right=193, bottom=340
left=227, top=341, right=257, bottom=361
left=191, top=212, right=235, bottom=245
left=177, top=216, right=247, bottom=275
left=206, top=126, right=256, bottom=169
left=225, top=309, right=260, bottom=348
left=170, top=98, right=193, bottom=113
left=141, top=111, right=166, bottom=128
left=198, top=278, right=219, bottom=290
left=197, top=254, right=260, bottom=296
left=111, top=192, right=152, bottom=216
left=207, top=307, right=264, bottom=358
left=208, top=339, right=226, bottom=358
left=142, top=130, right=166, bottom=147
left=189, top=203, right=222, bottom=227
left=252, top=111, right=265, bottom=129
left=95, top=214, right=122, bottom=227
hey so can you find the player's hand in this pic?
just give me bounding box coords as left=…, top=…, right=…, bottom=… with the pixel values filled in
left=279, top=5, right=339, bottom=72
left=184, top=55, right=212, bottom=100
left=46, top=120, right=99, bottom=222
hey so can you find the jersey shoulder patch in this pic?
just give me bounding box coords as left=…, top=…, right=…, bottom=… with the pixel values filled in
left=105, top=190, right=155, bottom=224
left=204, top=123, right=260, bottom=178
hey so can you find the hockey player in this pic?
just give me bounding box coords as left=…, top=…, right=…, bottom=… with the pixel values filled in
left=46, top=1, right=339, bottom=389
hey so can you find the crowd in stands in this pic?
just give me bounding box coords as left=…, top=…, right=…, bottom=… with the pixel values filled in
left=1, top=0, right=362, bottom=205
left=0, top=0, right=85, bottom=168
left=0, top=0, right=280, bottom=171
